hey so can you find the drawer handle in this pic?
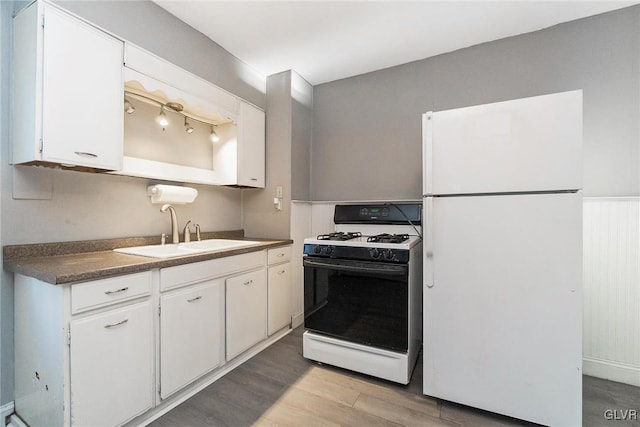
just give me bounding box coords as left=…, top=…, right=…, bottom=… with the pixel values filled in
left=104, top=319, right=128, bottom=329
left=278, top=270, right=286, bottom=275
left=277, top=253, right=285, bottom=258
left=74, top=151, right=98, bottom=158
left=250, top=178, right=257, bottom=181
left=104, top=287, right=129, bottom=295
left=187, top=296, right=202, bottom=302
left=243, top=280, right=253, bottom=286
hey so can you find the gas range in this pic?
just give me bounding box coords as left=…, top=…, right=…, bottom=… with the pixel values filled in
left=303, top=233, right=421, bottom=262
left=304, top=203, right=422, bottom=262
left=302, top=202, right=423, bottom=384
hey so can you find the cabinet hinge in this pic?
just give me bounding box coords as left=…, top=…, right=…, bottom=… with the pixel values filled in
left=158, top=306, right=161, bottom=316
left=41, top=14, right=45, bottom=28
left=38, top=138, right=43, bottom=153
left=66, top=330, right=71, bottom=346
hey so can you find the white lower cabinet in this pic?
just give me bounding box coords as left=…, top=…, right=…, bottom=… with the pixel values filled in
left=14, top=245, right=293, bottom=426
left=160, top=279, right=224, bottom=398
left=267, top=246, right=293, bottom=336
left=70, top=300, right=154, bottom=427
left=13, top=271, right=153, bottom=427
left=268, top=262, right=292, bottom=335
left=226, top=269, right=268, bottom=360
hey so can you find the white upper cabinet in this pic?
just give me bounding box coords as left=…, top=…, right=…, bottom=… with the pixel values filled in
left=212, top=100, right=266, bottom=188
left=12, top=2, right=265, bottom=187
left=12, top=2, right=124, bottom=170
left=119, top=45, right=265, bottom=188
left=237, top=101, right=266, bottom=188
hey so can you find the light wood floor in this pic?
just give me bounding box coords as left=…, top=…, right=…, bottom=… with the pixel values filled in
left=150, top=327, right=640, bottom=427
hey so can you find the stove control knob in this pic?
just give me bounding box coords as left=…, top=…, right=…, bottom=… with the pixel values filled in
left=313, top=246, right=321, bottom=254
left=384, top=249, right=394, bottom=260
left=326, top=246, right=334, bottom=255
left=370, top=248, right=381, bottom=259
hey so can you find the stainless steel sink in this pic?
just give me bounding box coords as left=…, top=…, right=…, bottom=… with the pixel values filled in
left=114, top=239, right=260, bottom=259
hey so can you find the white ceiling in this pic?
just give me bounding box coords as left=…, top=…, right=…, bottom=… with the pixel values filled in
left=154, top=1, right=638, bottom=85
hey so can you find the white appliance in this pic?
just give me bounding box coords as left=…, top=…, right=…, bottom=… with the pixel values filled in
left=422, top=91, right=583, bottom=426
left=303, top=204, right=422, bottom=384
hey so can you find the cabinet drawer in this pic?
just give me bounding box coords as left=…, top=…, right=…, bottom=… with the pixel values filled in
left=267, top=245, right=291, bottom=265
left=71, top=271, right=152, bottom=314
left=161, top=251, right=265, bottom=291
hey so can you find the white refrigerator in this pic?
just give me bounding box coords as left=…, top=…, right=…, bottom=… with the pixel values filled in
left=422, top=90, right=583, bottom=426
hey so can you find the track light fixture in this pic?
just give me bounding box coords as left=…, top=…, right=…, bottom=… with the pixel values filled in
left=124, top=98, right=135, bottom=114
left=184, top=117, right=194, bottom=134
left=124, top=90, right=228, bottom=139
left=156, top=106, right=169, bottom=127
left=209, top=125, right=220, bottom=143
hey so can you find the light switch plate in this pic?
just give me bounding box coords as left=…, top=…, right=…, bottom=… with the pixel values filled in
left=276, top=185, right=283, bottom=198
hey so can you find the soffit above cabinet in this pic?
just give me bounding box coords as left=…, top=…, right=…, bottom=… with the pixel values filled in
left=124, top=43, right=239, bottom=121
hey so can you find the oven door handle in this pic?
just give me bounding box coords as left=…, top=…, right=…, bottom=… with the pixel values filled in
left=303, top=258, right=407, bottom=275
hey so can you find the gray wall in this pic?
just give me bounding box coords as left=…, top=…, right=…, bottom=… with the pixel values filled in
left=291, top=71, right=313, bottom=201
left=243, top=72, right=292, bottom=239
left=0, top=0, right=8, bottom=409
left=0, top=0, right=267, bottom=405
left=312, top=7, right=640, bottom=200
left=242, top=70, right=312, bottom=238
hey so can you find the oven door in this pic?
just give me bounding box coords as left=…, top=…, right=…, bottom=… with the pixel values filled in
left=303, top=256, right=409, bottom=352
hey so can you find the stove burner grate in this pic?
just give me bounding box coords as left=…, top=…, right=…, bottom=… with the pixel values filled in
left=317, top=232, right=362, bottom=241
left=367, top=233, right=410, bottom=244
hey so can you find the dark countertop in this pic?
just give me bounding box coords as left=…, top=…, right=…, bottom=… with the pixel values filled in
left=4, top=230, right=293, bottom=285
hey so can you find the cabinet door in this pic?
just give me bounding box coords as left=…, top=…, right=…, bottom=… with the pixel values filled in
left=70, top=300, right=153, bottom=427
left=226, top=269, right=267, bottom=359
left=41, top=5, right=123, bottom=170
left=268, top=262, right=292, bottom=335
left=160, top=280, right=224, bottom=399
left=237, top=101, right=265, bottom=187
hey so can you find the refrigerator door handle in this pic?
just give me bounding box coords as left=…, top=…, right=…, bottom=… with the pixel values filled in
left=424, top=197, right=435, bottom=288
left=422, top=112, right=434, bottom=195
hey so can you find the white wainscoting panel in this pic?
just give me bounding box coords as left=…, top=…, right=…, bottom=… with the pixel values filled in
left=290, top=201, right=312, bottom=328
left=583, top=197, right=640, bottom=386
left=311, top=202, right=337, bottom=236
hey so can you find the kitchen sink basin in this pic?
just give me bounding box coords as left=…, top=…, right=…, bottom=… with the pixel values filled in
left=114, top=243, right=198, bottom=259
left=179, top=239, right=260, bottom=251
left=114, top=239, right=260, bottom=259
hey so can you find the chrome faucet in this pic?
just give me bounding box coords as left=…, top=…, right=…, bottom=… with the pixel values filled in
left=183, top=220, right=192, bottom=243
left=160, top=204, right=179, bottom=244
left=194, top=224, right=201, bottom=241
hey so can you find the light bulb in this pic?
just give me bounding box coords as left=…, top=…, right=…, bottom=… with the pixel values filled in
left=156, top=107, right=169, bottom=127
left=124, top=98, right=135, bottom=114
left=184, top=118, right=194, bottom=134
left=209, top=126, right=220, bottom=143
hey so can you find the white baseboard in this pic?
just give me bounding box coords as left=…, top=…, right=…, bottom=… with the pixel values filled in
left=292, top=312, right=304, bottom=329
left=583, top=357, right=640, bottom=387
left=1, top=401, right=14, bottom=420
left=7, top=414, right=28, bottom=427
